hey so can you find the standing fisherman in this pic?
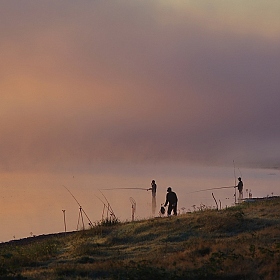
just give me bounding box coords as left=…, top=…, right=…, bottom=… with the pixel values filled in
left=148, top=180, right=157, bottom=196
left=147, top=180, right=157, bottom=215
left=236, top=177, right=243, bottom=200
left=164, top=187, right=178, bottom=216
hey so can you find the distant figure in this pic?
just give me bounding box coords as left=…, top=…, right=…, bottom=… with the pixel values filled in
left=164, top=187, right=178, bottom=216
left=249, top=189, right=252, bottom=199
left=236, top=177, right=243, bottom=199
left=147, top=180, right=157, bottom=215
left=148, top=180, right=157, bottom=197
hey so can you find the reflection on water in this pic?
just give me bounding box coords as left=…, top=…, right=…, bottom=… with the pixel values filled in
left=0, top=164, right=279, bottom=242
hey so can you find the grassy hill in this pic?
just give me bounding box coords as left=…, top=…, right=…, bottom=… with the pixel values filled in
left=1, top=197, right=280, bottom=279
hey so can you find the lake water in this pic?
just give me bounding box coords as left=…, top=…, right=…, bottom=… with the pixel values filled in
left=0, top=163, right=279, bottom=242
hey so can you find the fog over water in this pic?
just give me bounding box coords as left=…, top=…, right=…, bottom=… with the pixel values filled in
left=0, top=1, right=280, bottom=242
left=1, top=164, right=279, bottom=242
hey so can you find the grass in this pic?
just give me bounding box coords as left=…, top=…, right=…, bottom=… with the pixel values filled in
left=1, top=197, right=280, bottom=279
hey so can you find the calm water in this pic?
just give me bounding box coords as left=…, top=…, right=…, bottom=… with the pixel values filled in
left=0, top=163, right=279, bottom=242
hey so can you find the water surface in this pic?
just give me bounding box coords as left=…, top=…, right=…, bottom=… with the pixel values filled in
left=0, top=163, right=278, bottom=242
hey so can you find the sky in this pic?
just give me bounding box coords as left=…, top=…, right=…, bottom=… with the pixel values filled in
left=1, top=0, right=280, bottom=174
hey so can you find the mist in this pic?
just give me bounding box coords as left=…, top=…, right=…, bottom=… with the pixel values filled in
left=1, top=1, right=280, bottom=173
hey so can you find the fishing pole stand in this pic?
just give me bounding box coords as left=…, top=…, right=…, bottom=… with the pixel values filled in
left=77, top=206, right=85, bottom=230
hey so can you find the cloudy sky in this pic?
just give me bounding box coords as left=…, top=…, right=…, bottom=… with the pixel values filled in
left=1, top=0, right=280, bottom=173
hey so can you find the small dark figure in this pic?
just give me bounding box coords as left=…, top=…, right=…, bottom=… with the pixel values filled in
left=164, top=187, right=178, bottom=216
left=148, top=180, right=157, bottom=197
left=236, top=177, right=243, bottom=199
left=147, top=180, right=157, bottom=215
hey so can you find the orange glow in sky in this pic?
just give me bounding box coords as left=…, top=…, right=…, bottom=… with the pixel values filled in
left=0, top=1, right=280, bottom=242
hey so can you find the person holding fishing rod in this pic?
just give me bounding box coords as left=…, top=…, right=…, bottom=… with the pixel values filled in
left=147, top=180, right=157, bottom=215
left=147, top=180, right=157, bottom=196
left=164, top=187, right=178, bottom=216
left=235, top=177, right=244, bottom=200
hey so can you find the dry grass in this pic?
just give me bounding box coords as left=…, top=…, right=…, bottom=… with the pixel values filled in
left=1, top=197, right=280, bottom=279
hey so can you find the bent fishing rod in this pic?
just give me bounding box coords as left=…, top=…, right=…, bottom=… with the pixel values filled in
left=63, top=185, right=93, bottom=227
left=100, top=187, right=148, bottom=191
left=186, top=185, right=235, bottom=194
left=101, top=185, right=236, bottom=194
left=96, top=190, right=117, bottom=219
left=94, top=194, right=113, bottom=220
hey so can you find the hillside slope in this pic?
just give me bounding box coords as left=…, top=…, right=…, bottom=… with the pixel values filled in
left=1, top=197, right=280, bottom=279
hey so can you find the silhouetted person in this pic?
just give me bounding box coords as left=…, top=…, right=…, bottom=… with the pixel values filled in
left=148, top=180, right=157, bottom=197
left=164, top=187, right=178, bottom=216
left=148, top=180, right=157, bottom=215
left=236, top=177, right=243, bottom=199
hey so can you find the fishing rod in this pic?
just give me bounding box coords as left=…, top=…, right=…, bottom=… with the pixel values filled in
left=238, top=167, right=242, bottom=178
left=98, top=190, right=117, bottom=219
left=93, top=194, right=109, bottom=220
left=100, top=187, right=148, bottom=191
left=234, top=162, right=243, bottom=203
left=186, top=185, right=235, bottom=194
left=94, top=193, right=116, bottom=220
left=233, top=160, right=237, bottom=185
left=62, top=185, right=93, bottom=227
